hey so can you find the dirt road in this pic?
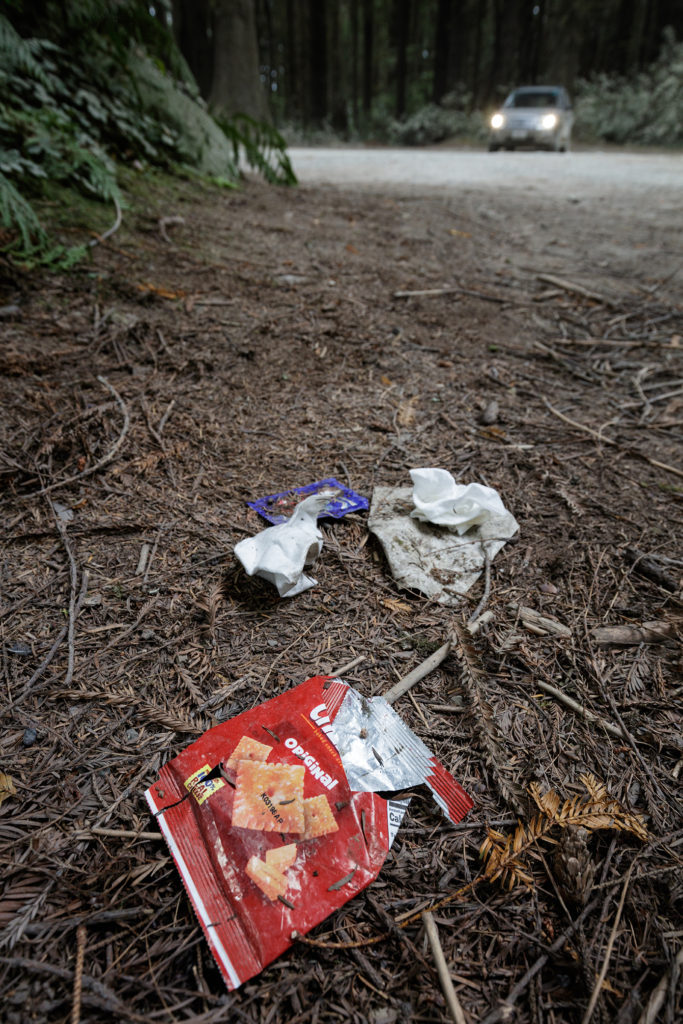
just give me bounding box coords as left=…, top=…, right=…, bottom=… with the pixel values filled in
left=289, top=145, right=683, bottom=308
left=289, top=145, right=683, bottom=200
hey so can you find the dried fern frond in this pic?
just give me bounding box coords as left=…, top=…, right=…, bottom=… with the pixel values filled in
left=481, top=818, right=549, bottom=889
left=195, top=582, right=224, bottom=634
left=529, top=775, right=648, bottom=842
left=482, top=774, right=648, bottom=891
left=452, top=619, right=528, bottom=815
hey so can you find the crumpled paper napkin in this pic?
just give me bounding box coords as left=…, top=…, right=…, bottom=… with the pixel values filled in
left=234, top=490, right=335, bottom=597
left=410, top=467, right=511, bottom=534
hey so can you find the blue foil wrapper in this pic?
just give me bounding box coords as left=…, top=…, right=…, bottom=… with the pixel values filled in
left=248, top=478, right=368, bottom=525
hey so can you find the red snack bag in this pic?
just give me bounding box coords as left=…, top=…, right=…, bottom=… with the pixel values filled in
left=145, top=675, right=472, bottom=990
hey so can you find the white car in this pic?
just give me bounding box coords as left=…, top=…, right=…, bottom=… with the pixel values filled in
left=489, top=86, right=573, bottom=152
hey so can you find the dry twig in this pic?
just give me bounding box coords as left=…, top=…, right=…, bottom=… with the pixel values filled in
left=422, top=910, right=468, bottom=1024
left=70, top=924, right=87, bottom=1024
left=543, top=398, right=683, bottom=479
left=27, top=376, right=131, bottom=496
left=581, top=861, right=635, bottom=1024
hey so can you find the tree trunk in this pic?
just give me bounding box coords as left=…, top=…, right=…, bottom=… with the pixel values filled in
left=351, top=0, right=360, bottom=130
left=432, top=0, right=451, bottom=104
left=394, top=0, right=410, bottom=118
left=309, top=0, right=328, bottom=126
left=362, top=0, right=374, bottom=118
left=173, top=0, right=214, bottom=99
left=209, top=0, right=270, bottom=121
left=284, top=0, right=299, bottom=122
left=330, top=3, right=349, bottom=134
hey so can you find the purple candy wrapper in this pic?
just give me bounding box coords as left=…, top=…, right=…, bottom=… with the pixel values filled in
left=248, top=478, right=368, bottom=525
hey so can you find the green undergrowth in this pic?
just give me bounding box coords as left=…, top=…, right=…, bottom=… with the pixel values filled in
left=574, top=28, right=683, bottom=145
left=0, top=7, right=295, bottom=271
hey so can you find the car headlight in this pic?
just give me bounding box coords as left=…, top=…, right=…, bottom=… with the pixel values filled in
left=490, top=113, right=504, bottom=130
left=541, top=113, right=557, bottom=130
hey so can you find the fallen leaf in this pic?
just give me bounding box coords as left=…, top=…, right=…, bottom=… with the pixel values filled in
left=381, top=598, right=412, bottom=614
left=0, top=772, right=17, bottom=806
left=449, top=228, right=471, bottom=238
left=136, top=282, right=186, bottom=300
left=397, top=396, right=419, bottom=427
left=480, top=425, right=507, bottom=440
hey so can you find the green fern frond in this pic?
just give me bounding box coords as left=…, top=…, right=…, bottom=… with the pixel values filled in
left=0, top=169, right=46, bottom=250
left=217, top=113, right=298, bottom=187
left=0, top=14, right=52, bottom=86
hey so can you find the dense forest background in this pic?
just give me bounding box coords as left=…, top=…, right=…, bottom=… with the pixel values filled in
left=1, top=0, right=682, bottom=263
left=172, top=0, right=683, bottom=143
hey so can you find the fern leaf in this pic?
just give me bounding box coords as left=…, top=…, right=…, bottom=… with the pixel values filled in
left=0, top=170, right=46, bottom=250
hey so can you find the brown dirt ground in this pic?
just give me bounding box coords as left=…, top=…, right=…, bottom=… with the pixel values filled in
left=1, top=169, right=682, bottom=1024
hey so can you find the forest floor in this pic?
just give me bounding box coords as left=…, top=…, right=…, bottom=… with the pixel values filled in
left=1, top=161, right=682, bottom=1024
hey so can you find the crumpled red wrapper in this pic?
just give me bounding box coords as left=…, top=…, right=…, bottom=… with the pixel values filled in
left=145, top=675, right=472, bottom=990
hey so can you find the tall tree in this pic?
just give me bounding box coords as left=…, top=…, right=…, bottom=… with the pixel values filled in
left=433, top=0, right=452, bottom=104
left=208, top=0, right=270, bottom=119
left=172, top=0, right=213, bottom=97
left=394, top=0, right=411, bottom=117
left=362, top=0, right=374, bottom=118
left=309, top=0, right=328, bottom=126
left=329, top=2, right=349, bottom=133
left=350, top=0, right=360, bottom=129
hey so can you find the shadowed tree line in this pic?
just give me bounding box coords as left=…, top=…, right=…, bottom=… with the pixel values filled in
left=172, top=0, right=683, bottom=133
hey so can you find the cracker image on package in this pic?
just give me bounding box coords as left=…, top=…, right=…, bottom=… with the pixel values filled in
left=225, top=735, right=272, bottom=771
left=145, top=675, right=472, bottom=991
left=232, top=760, right=305, bottom=833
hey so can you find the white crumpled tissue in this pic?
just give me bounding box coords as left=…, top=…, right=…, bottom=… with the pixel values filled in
left=410, top=467, right=510, bottom=534
left=234, top=490, right=335, bottom=597
left=367, top=468, right=519, bottom=607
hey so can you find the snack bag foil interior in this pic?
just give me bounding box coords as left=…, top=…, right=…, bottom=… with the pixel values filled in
left=145, top=675, right=473, bottom=991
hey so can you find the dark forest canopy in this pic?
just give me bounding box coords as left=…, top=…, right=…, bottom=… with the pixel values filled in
left=173, top=0, right=683, bottom=133
left=1, top=0, right=682, bottom=263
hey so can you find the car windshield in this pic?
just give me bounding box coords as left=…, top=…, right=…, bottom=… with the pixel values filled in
left=505, top=90, right=559, bottom=108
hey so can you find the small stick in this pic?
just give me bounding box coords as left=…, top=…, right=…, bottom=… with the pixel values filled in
left=636, top=946, right=683, bottom=1024
left=135, top=543, right=150, bottom=576
left=467, top=609, right=494, bottom=635
left=383, top=640, right=452, bottom=705
left=157, top=398, right=176, bottom=435
left=3, top=571, right=89, bottom=714
left=467, top=545, right=492, bottom=626
left=142, top=527, right=164, bottom=585
left=581, top=863, right=635, bottom=1024
left=543, top=398, right=683, bottom=480
left=383, top=605, right=496, bottom=706
left=88, top=195, right=122, bottom=248
left=89, top=827, right=163, bottom=841
left=394, top=284, right=508, bottom=304
left=141, top=398, right=176, bottom=487
left=479, top=899, right=600, bottom=1024
left=536, top=273, right=611, bottom=305
left=55, top=517, right=80, bottom=688
left=422, top=910, right=468, bottom=1024
left=29, top=377, right=131, bottom=496
left=158, top=215, right=185, bottom=244
left=70, top=924, right=86, bottom=1024
left=394, top=286, right=461, bottom=298
left=330, top=654, right=366, bottom=676
left=532, top=680, right=624, bottom=740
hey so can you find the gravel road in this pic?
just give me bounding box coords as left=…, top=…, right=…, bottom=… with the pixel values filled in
left=288, top=146, right=683, bottom=201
